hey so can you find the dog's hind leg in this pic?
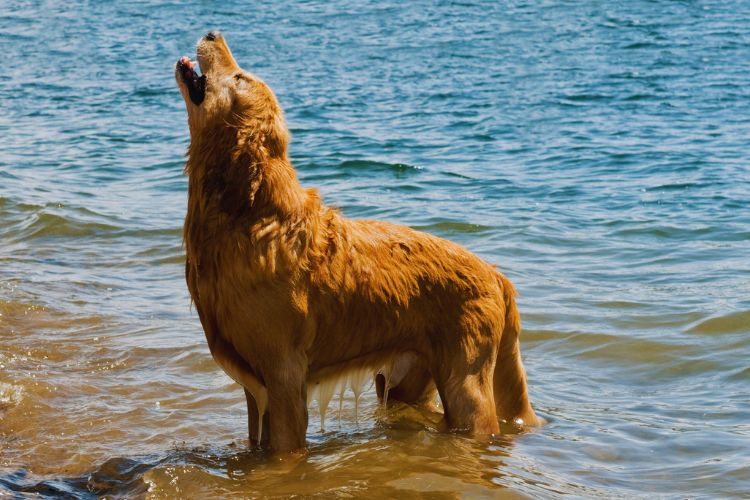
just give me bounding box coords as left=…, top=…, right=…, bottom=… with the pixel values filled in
left=434, top=354, right=500, bottom=436
left=430, top=307, right=501, bottom=436
left=376, top=353, right=438, bottom=410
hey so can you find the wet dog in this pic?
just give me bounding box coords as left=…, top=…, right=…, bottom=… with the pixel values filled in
left=175, top=31, right=541, bottom=452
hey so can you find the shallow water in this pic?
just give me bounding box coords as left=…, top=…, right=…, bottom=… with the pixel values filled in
left=2, top=0, right=749, bottom=497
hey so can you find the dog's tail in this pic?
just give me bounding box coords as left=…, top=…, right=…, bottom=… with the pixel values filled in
left=493, top=273, right=542, bottom=426
left=499, top=273, right=521, bottom=347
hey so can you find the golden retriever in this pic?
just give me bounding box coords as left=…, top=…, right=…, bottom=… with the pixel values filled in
left=175, top=31, right=541, bottom=453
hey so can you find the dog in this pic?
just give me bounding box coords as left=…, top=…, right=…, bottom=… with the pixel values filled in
left=175, top=31, right=541, bottom=453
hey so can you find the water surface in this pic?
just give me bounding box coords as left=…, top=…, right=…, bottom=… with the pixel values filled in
left=1, top=0, right=749, bottom=497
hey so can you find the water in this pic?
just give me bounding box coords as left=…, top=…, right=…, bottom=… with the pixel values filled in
left=2, top=0, right=749, bottom=497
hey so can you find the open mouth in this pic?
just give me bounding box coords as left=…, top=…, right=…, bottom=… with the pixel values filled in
left=177, top=56, right=206, bottom=105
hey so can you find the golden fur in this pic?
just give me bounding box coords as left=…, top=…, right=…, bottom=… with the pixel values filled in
left=175, top=32, right=541, bottom=452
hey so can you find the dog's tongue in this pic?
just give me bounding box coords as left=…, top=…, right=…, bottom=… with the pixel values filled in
left=179, top=56, right=194, bottom=70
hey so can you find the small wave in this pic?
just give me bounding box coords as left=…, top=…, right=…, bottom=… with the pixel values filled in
left=645, top=182, right=699, bottom=191
left=0, top=170, right=20, bottom=182
left=609, top=224, right=714, bottom=240
left=558, top=93, right=613, bottom=103
left=413, top=220, right=492, bottom=234
left=133, top=86, right=170, bottom=97
left=0, top=298, right=48, bottom=318
left=15, top=212, right=120, bottom=240
left=595, top=300, right=646, bottom=310
left=623, top=41, right=660, bottom=50
left=0, top=457, right=155, bottom=498
left=338, top=160, right=423, bottom=176
left=425, top=91, right=463, bottom=102
left=0, top=473, right=81, bottom=498
left=688, top=310, right=750, bottom=335
left=622, top=93, right=655, bottom=101
left=85, top=457, right=155, bottom=497
left=441, top=170, right=477, bottom=180
left=0, top=200, right=129, bottom=240
left=526, top=329, right=688, bottom=367
left=727, top=366, right=750, bottom=381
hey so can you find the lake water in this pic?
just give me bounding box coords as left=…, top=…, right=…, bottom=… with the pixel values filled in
left=1, top=0, right=749, bottom=497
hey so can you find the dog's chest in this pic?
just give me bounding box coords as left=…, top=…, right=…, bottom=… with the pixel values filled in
left=189, top=240, right=309, bottom=344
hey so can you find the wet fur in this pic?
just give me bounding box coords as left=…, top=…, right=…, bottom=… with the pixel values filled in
left=176, top=33, right=540, bottom=452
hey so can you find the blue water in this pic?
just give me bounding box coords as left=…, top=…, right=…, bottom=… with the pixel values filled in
left=1, top=1, right=749, bottom=497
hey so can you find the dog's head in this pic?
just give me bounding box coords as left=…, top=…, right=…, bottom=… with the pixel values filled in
left=175, top=31, right=288, bottom=158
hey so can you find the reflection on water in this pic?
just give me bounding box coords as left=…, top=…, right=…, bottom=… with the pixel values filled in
left=2, top=0, right=750, bottom=497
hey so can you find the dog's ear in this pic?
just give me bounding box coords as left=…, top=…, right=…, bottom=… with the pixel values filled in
left=236, top=112, right=288, bottom=160
left=229, top=111, right=286, bottom=207
left=237, top=151, right=263, bottom=207
left=247, top=158, right=263, bottom=207
left=231, top=130, right=265, bottom=206
left=261, top=113, right=289, bottom=158
left=226, top=145, right=263, bottom=209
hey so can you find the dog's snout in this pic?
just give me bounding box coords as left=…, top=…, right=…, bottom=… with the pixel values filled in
left=205, top=30, right=221, bottom=42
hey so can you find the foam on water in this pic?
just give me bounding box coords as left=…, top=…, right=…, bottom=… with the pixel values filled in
left=0, top=382, right=23, bottom=410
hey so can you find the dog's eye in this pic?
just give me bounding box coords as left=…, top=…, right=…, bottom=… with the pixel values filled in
left=234, top=73, right=246, bottom=81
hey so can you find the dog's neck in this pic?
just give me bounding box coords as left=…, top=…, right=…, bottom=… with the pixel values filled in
left=183, top=126, right=313, bottom=262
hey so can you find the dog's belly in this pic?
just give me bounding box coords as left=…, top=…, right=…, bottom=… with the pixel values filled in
left=306, top=349, right=424, bottom=430
left=305, top=290, right=434, bottom=370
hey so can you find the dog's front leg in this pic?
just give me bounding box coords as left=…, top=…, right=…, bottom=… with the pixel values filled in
left=264, top=351, right=309, bottom=453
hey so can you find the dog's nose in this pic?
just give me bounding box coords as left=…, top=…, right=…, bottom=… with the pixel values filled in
left=204, top=30, right=221, bottom=42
